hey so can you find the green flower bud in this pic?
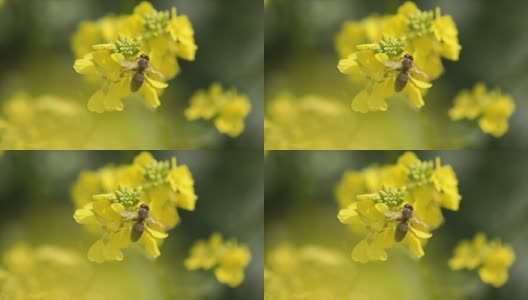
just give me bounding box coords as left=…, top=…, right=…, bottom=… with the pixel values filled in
left=408, top=160, right=434, bottom=187
left=113, top=186, right=142, bottom=208
left=143, top=160, right=170, bottom=187
left=144, top=10, right=170, bottom=38
left=407, top=10, right=434, bottom=38
left=377, top=185, right=406, bottom=208
left=112, top=36, right=142, bottom=58
left=375, top=36, right=406, bottom=58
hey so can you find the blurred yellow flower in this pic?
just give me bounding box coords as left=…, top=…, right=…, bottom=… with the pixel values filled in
left=0, top=243, right=90, bottom=299
left=449, top=83, right=515, bottom=138
left=185, top=233, right=251, bottom=287
left=185, top=83, right=252, bottom=137
left=72, top=151, right=197, bottom=262
left=449, top=233, right=515, bottom=287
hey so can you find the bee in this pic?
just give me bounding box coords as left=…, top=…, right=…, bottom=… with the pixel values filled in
left=384, top=204, right=429, bottom=242
left=120, top=204, right=165, bottom=242
left=384, top=54, right=428, bottom=92
left=120, top=54, right=165, bottom=92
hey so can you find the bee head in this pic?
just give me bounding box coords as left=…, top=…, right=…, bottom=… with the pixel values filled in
left=403, top=204, right=413, bottom=211
left=403, top=54, right=414, bottom=61
left=139, top=54, right=150, bottom=61
left=139, top=204, right=150, bottom=211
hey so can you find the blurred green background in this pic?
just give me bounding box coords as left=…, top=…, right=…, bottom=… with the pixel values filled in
left=265, top=151, right=527, bottom=299
left=265, top=0, right=527, bottom=149
left=0, top=0, right=263, bottom=149
left=0, top=150, right=263, bottom=300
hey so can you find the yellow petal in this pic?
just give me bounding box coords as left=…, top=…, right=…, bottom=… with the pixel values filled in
left=141, top=84, right=161, bottom=108
left=73, top=209, right=98, bottom=225
left=87, top=90, right=106, bottom=113
left=146, top=76, right=168, bottom=89
left=337, top=54, right=358, bottom=74
left=87, top=240, right=105, bottom=263
left=141, top=234, right=161, bottom=257
left=351, top=90, right=370, bottom=113
left=146, top=226, right=168, bottom=239
left=409, top=75, right=432, bottom=89
left=337, top=206, right=358, bottom=224
left=405, top=234, right=425, bottom=258
left=356, top=43, right=377, bottom=50
left=405, top=84, right=424, bottom=108
left=410, top=226, right=432, bottom=239
left=351, top=240, right=369, bottom=263
left=73, top=58, right=97, bottom=75
left=110, top=203, right=125, bottom=213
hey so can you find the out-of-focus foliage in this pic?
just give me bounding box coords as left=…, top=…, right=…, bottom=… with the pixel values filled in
left=265, top=0, right=526, bottom=149
left=449, top=233, right=515, bottom=288
left=0, top=151, right=263, bottom=299
left=0, top=0, right=263, bottom=149
left=185, top=233, right=252, bottom=288
left=73, top=152, right=198, bottom=263
left=449, top=83, right=515, bottom=138
left=265, top=151, right=526, bottom=299
left=185, top=83, right=252, bottom=138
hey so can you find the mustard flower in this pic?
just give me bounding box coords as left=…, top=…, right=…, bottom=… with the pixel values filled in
left=338, top=36, right=432, bottom=113
left=185, top=233, right=251, bottom=287
left=449, top=83, right=515, bottom=138
left=390, top=2, right=462, bottom=78
left=72, top=152, right=197, bottom=262
left=338, top=186, right=432, bottom=263
left=185, top=83, right=252, bottom=137
left=449, top=233, right=515, bottom=287
left=74, top=36, right=168, bottom=113
left=392, top=151, right=461, bottom=228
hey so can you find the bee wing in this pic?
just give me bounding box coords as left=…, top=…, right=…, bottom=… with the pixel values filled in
left=410, top=66, right=430, bottom=80
left=120, top=60, right=138, bottom=71
left=146, top=66, right=166, bottom=81
left=384, top=210, right=403, bottom=221
left=384, top=60, right=402, bottom=71
left=120, top=210, right=138, bottom=221
left=146, top=216, right=167, bottom=230
left=410, top=216, right=430, bottom=230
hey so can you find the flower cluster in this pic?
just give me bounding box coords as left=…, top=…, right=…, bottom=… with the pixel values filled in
left=184, top=233, right=251, bottom=287
left=72, top=151, right=198, bottom=263
left=185, top=83, right=252, bottom=138
left=0, top=243, right=90, bottom=299
left=449, top=233, right=515, bottom=287
left=72, top=1, right=197, bottom=113
left=449, top=83, right=515, bottom=138
left=336, top=151, right=461, bottom=262
left=0, top=93, right=92, bottom=149
left=336, top=1, right=461, bottom=113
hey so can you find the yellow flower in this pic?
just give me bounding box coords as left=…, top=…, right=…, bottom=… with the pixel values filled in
left=185, top=83, right=252, bottom=137
left=74, top=36, right=169, bottom=113
left=72, top=152, right=197, bottom=262
left=449, top=83, right=515, bottom=138
left=185, top=233, right=251, bottom=287
left=0, top=243, right=89, bottom=299
left=449, top=233, right=515, bottom=287
left=338, top=186, right=432, bottom=263
left=338, top=37, right=432, bottom=113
